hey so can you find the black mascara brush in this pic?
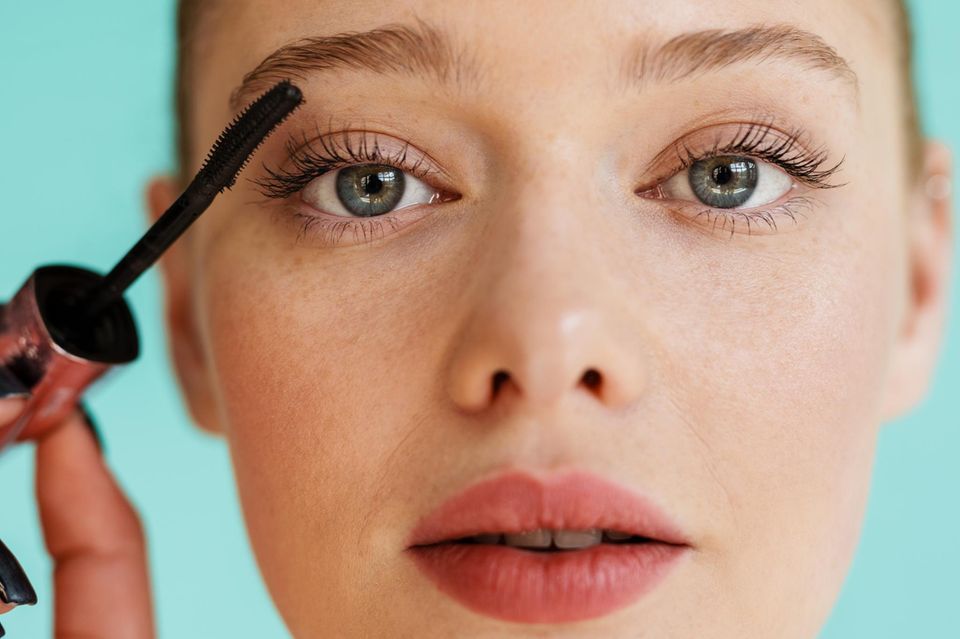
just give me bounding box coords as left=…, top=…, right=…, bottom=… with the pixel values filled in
left=83, top=79, right=304, bottom=319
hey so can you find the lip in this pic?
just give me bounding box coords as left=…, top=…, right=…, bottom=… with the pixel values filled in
left=405, top=469, right=691, bottom=624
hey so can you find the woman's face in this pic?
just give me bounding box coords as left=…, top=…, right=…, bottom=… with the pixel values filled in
left=155, top=0, right=950, bottom=636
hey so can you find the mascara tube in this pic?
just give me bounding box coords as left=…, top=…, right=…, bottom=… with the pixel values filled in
left=0, top=265, right=139, bottom=448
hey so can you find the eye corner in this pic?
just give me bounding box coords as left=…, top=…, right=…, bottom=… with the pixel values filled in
left=635, top=183, right=665, bottom=200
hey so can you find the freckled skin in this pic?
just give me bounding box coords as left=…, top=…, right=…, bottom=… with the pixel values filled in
left=150, top=1, right=952, bottom=637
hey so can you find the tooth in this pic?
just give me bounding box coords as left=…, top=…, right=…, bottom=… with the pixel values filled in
left=604, top=530, right=634, bottom=541
left=503, top=529, right=552, bottom=548
left=553, top=529, right=602, bottom=549
left=472, top=533, right=502, bottom=544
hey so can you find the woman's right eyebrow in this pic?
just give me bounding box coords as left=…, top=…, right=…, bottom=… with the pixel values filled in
left=228, top=19, right=859, bottom=113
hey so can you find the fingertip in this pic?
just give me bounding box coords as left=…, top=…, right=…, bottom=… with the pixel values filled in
left=0, top=398, right=27, bottom=427
left=0, top=369, right=29, bottom=427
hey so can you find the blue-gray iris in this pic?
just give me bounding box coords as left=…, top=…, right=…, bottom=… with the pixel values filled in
left=689, top=156, right=758, bottom=208
left=336, top=164, right=406, bottom=217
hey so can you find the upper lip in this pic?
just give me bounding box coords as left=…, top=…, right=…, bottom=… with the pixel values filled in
left=406, top=469, right=691, bottom=547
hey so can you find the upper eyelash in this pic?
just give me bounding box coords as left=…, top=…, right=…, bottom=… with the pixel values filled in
left=670, top=119, right=845, bottom=189
left=252, top=122, right=439, bottom=200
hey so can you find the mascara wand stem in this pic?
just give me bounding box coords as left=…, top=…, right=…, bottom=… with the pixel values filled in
left=82, top=180, right=219, bottom=318
left=81, top=80, right=304, bottom=320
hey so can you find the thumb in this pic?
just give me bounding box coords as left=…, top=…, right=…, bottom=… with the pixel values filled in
left=35, top=410, right=155, bottom=638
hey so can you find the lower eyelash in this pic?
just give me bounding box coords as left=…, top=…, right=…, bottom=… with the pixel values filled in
left=681, top=195, right=817, bottom=238
left=292, top=212, right=402, bottom=246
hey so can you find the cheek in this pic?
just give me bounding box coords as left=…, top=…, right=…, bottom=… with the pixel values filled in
left=659, top=204, right=900, bottom=612
left=193, top=225, right=450, bottom=626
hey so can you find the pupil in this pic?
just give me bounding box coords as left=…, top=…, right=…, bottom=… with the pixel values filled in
left=712, top=164, right=733, bottom=186
left=361, top=173, right=384, bottom=195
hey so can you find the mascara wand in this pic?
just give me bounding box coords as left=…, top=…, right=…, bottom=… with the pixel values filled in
left=82, top=80, right=304, bottom=320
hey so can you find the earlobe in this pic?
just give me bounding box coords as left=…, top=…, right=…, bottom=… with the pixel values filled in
left=145, top=175, right=224, bottom=435
left=880, top=141, right=953, bottom=422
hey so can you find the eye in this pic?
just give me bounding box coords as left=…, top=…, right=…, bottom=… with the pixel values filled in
left=301, top=163, right=443, bottom=217
left=660, top=155, right=794, bottom=209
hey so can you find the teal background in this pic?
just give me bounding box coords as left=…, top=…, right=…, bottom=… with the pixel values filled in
left=0, top=1, right=956, bottom=636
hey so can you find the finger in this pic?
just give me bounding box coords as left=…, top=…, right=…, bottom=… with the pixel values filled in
left=1, top=369, right=30, bottom=450
left=0, top=398, right=26, bottom=457
left=0, top=399, right=27, bottom=427
left=0, top=367, right=29, bottom=425
left=36, top=410, right=154, bottom=638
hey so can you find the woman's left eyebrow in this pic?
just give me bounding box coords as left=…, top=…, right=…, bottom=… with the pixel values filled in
left=229, top=20, right=858, bottom=112
left=623, top=24, right=859, bottom=100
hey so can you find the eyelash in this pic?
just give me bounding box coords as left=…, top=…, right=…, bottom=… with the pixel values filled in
left=644, top=120, right=844, bottom=236
left=256, top=127, right=440, bottom=199
left=254, top=119, right=843, bottom=244
left=670, top=120, right=843, bottom=189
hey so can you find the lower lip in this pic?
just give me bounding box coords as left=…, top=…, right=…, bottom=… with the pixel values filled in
left=408, top=540, right=689, bottom=623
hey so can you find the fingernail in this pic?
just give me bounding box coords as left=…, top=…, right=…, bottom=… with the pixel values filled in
left=0, top=368, right=28, bottom=400
left=0, top=538, right=37, bottom=607
left=78, top=403, right=105, bottom=455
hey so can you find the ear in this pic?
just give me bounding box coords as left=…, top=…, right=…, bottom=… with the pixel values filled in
left=881, top=141, right=954, bottom=422
left=146, top=175, right=224, bottom=435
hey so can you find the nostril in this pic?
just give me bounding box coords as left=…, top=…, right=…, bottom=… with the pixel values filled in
left=581, top=368, right=602, bottom=389
left=492, top=369, right=510, bottom=396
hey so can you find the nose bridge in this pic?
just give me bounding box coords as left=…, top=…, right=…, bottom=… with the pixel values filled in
left=443, top=148, right=647, bottom=416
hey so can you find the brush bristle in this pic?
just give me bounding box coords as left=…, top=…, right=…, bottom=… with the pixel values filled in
left=197, top=80, right=304, bottom=193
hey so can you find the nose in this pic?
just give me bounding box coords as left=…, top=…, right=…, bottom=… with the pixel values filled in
left=443, top=166, right=649, bottom=416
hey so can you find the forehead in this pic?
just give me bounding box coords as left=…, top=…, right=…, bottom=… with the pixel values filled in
left=201, top=0, right=896, bottom=82
left=192, top=0, right=898, bottom=119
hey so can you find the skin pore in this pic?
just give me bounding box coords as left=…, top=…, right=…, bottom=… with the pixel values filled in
left=147, top=1, right=953, bottom=637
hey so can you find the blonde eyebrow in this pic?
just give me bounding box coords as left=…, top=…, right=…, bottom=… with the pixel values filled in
left=229, top=19, right=480, bottom=111
left=623, top=24, right=858, bottom=95
left=230, top=21, right=858, bottom=112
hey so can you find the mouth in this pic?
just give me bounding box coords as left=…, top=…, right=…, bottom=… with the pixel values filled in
left=435, top=527, right=658, bottom=550
left=405, top=470, right=692, bottom=624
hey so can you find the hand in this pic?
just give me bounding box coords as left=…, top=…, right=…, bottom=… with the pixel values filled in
left=0, top=396, right=155, bottom=638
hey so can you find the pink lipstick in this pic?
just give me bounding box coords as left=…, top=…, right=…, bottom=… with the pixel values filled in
left=406, top=470, right=692, bottom=624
